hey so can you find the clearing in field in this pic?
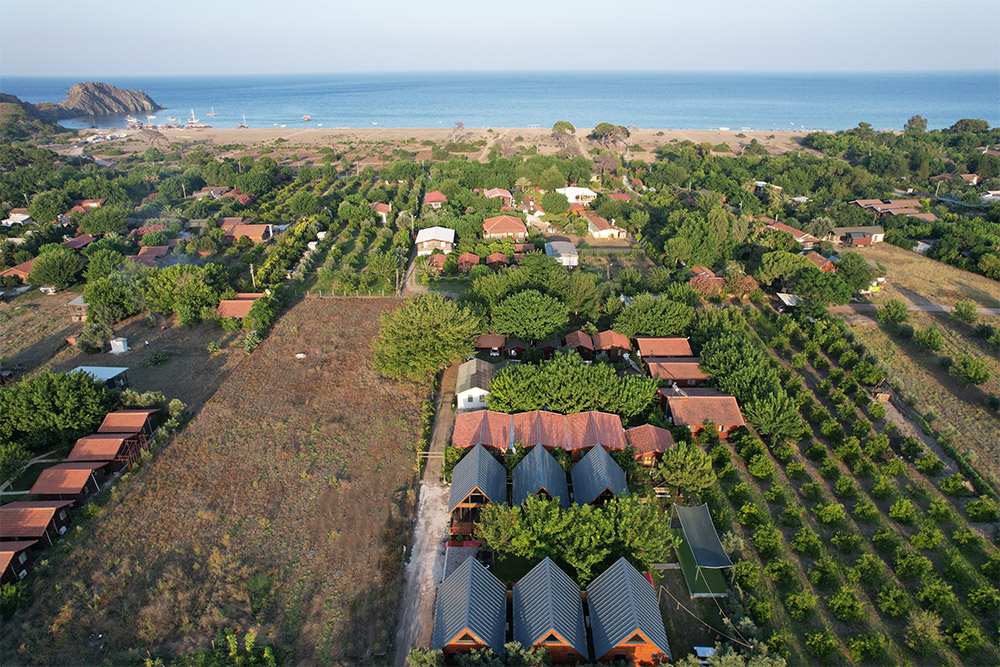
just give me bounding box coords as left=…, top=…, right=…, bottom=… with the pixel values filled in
left=1, top=297, right=425, bottom=665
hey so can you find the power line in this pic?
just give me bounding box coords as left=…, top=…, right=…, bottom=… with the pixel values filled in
left=656, top=584, right=752, bottom=649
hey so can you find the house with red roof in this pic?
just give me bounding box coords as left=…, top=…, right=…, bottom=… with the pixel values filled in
left=486, top=252, right=509, bottom=270
left=219, top=189, right=257, bottom=206
left=29, top=462, right=109, bottom=505
left=565, top=330, right=595, bottom=360
left=482, top=215, right=528, bottom=241
left=804, top=252, right=835, bottom=272
left=134, top=245, right=171, bottom=267
left=1, top=257, right=36, bottom=284
left=370, top=202, right=392, bottom=223
left=660, top=387, right=746, bottom=437
left=457, top=252, right=480, bottom=273
left=425, top=190, right=448, bottom=210
left=625, top=424, right=675, bottom=466
left=635, top=337, right=693, bottom=358
left=217, top=293, right=264, bottom=320
left=225, top=223, right=273, bottom=244
left=0, top=501, right=72, bottom=546
left=609, top=193, right=632, bottom=202
left=1, top=540, right=38, bottom=585
left=646, top=358, right=709, bottom=387
left=592, top=330, right=631, bottom=360
left=765, top=221, right=820, bottom=249
left=62, top=235, right=95, bottom=250
left=452, top=410, right=626, bottom=460
left=586, top=215, right=626, bottom=240
left=483, top=187, right=513, bottom=207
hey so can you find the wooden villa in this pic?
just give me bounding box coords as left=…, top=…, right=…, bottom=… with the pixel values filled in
left=66, top=433, right=146, bottom=470
left=625, top=424, right=675, bottom=467
left=511, top=443, right=569, bottom=507
left=587, top=558, right=672, bottom=664
left=97, top=409, right=159, bottom=444
left=0, top=501, right=73, bottom=546
left=447, top=444, right=507, bottom=536
left=1, top=540, right=38, bottom=585
left=570, top=445, right=629, bottom=506
left=513, top=557, right=589, bottom=663
left=431, top=556, right=507, bottom=659
left=29, top=461, right=109, bottom=504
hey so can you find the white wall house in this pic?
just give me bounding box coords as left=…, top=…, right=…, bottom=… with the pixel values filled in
left=415, top=226, right=456, bottom=256
left=545, top=241, right=579, bottom=268
left=456, top=358, right=496, bottom=410
left=555, top=187, right=597, bottom=205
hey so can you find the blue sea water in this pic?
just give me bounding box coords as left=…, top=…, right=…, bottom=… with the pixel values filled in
left=1, top=71, right=997, bottom=132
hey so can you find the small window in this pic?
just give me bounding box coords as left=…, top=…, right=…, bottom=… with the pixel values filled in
left=18, top=552, right=28, bottom=564
left=623, top=633, right=646, bottom=644
left=58, top=510, right=67, bottom=520
left=718, top=425, right=724, bottom=432
left=468, top=396, right=474, bottom=403
left=455, top=632, right=478, bottom=644
left=541, top=633, right=561, bottom=644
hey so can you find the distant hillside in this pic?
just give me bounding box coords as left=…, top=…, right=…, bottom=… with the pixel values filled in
left=33, top=81, right=164, bottom=119
left=0, top=93, right=73, bottom=142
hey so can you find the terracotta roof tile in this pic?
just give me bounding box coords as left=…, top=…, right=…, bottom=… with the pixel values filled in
left=635, top=337, right=693, bottom=357
left=625, top=424, right=675, bottom=456
left=0, top=501, right=72, bottom=540
left=29, top=462, right=106, bottom=496
left=98, top=409, right=158, bottom=434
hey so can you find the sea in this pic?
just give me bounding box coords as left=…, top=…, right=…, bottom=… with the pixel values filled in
left=2, top=71, right=998, bottom=132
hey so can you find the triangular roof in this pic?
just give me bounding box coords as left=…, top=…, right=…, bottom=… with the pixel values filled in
left=587, top=558, right=671, bottom=660
left=565, top=330, right=594, bottom=350
left=672, top=504, right=734, bottom=569
left=664, top=390, right=746, bottom=428
left=565, top=412, right=626, bottom=451
left=513, top=557, right=589, bottom=659
left=624, top=424, right=675, bottom=456
left=0, top=540, right=38, bottom=575
left=415, top=226, right=456, bottom=244
left=635, top=336, right=693, bottom=358
left=448, top=444, right=507, bottom=513
left=570, top=445, right=628, bottom=505
left=511, top=411, right=566, bottom=449
left=592, top=330, right=631, bottom=352
left=431, top=557, right=507, bottom=654
left=484, top=187, right=513, bottom=200
left=483, top=215, right=527, bottom=235
left=645, top=358, right=709, bottom=383
left=512, top=444, right=569, bottom=507
left=425, top=190, right=448, bottom=203
left=456, top=358, right=496, bottom=395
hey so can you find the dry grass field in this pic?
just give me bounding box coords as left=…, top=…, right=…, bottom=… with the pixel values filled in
left=859, top=243, right=1000, bottom=308
left=1, top=296, right=425, bottom=665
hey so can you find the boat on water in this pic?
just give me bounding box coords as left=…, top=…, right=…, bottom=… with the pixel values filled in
left=207, top=106, right=218, bottom=117
left=302, top=115, right=311, bottom=121
left=166, top=116, right=176, bottom=121
left=146, top=115, right=156, bottom=120
left=125, top=115, right=138, bottom=123
left=237, top=113, right=249, bottom=129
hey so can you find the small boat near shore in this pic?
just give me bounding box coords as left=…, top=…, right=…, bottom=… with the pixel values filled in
left=237, top=113, right=249, bottom=129
left=207, top=106, right=218, bottom=117
left=302, top=115, right=311, bottom=121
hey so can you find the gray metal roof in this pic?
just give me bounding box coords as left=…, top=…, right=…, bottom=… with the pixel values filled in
left=456, top=358, right=496, bottom=395
left=512, top=445, right=569, bottom=508
left=69, top=366, right=128, bottom=382
left=448, top=443, right=508, bottom=513
left=586, top=558, right=671, bottom=660
left=672, top=504, right=734, bottom=569
left=570, top=445, right=629, bottom=505
left=431, top=556, right=507, bottom=654
left=512, top=557, right=589, bottom=659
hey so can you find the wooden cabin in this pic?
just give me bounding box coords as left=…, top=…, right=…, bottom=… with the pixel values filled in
left=513, top=557, right=589, bottom=663
left=660, top=388, right=746, bottom=438
left=0, top=501, right=73, bottom=546
left=645, top=357, right=709, bottom=387
left=1, top=540, right=38, bottom=585
left=66, top=433, right=146, bottom=471
left=431, top=556, right=507, bottom=660
left=625, top=424, right=675, bottom=467
left=447, top=444, right=507, bottom=536
left=565, top=330, right=595, bottom=360
left=29, top=461, right=108, bottom=504
left=512, top=444, right=569, bottom=507
left=98, top=409, right=159, bottom=443
left=570, top=445, right=629, bottom=506
left=592, top=330, right=631, bottom=361
left=587, top=558, right=672, bottom=665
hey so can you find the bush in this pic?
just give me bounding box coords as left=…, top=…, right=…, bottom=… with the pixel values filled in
left=966, top=495, right=999, bottom=522
left=747, top=454, right=775, bottom=479
left=784, top=590, right=818, bottom=620
left=872, top=527, right=900, bottom=552
left=764, top=484, right=790, bottom=504
left=868, top=402, right=886, bottom=420
left=947, top=620, right=985, bottom=653
left=809, top=556, right=841, bottom=590
left=853, top=498, right=880, bottom=523
left=778, top=502, right=804, bottom=527
left=206, top=341, right=221, bottom=354
left=828, top=588, right=864, bottom=622
left=900, top=436, right=924, bottom=458
left=737, top=502, right=768, bottom=529
left=772, top=443, right=795, bottom=463
left=952, top=299, right=978, bottom=324
left=849, top=553, right=884, bottom=587
left=791, top=526, right=822, bottom=557
left=244, top=330, right=263, bottom=354
left=831, top=530, right=862, bottom=553
left=895, top=547, right=933, bottom=579
left=805, top=630, right=839, bottom=662
left=904, top=610, right=943, bottom=655
left=800, top=481, right=824, bottom=499
left=818, top=457, right=840, bottom=479
left=814, top=502, right=847, bottom=526
left=927, top=498, right=954, bottom=523
left=732, top=560, right=761, bottom=591
left=967, top=585, right=1000, bottom=615
left=0, top=581, right=27, bottom=620
left=915, top=454, right=945, bottom=476
left=751, top=525, right=782, bottom=559
left=952, top=527, right=980, bottom=548
left=914, top=326, right=944, bottom=351
left=848, top=633, right=887, bottom=662
left=916, top=576, right=957, bottom=612
left=910, top=525, right=945, bottom=550
left=765, top=559, right=798, bottom=591
left=889, top=497, right=919, bottom=524
left=877, top=583, right=911, bottom=617
left=785, top=461, right=807, bottom=479
left=833, top=476, right=858, bottom=499
left=952, top=354, right=992, bottom=385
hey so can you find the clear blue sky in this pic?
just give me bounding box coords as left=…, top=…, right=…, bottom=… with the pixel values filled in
left=2, top=0, right=998, bottom=76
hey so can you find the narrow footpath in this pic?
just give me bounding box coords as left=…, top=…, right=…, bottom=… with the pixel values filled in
left=394, top=363, right=458, bottom=665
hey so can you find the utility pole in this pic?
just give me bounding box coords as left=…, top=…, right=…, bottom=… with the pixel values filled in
left=250, top=263, right=257, bottom=289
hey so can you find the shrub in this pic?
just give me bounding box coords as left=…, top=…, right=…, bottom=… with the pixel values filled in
left=732, top=560, right=761, bottom=591
left=895, top=547, right=933, bottom=579
left=850, top=553, right=884, bottom=587
left=952, top=299, right=978, bottom=324
left=818, top=457, right=840, bottom=480
left=927, top=498, right=954, bottom=523
left=814, top=502, right=847, bottom=526
left=727, top=482, right=752, bottom=504
left=915, top=454, right=945, bottom=476
left=791, top=526, right=822, bottom=557
left=853, top=498, right=880, bottom=523
left=872, top=527, right=900, bottom=552
left=966, top=495, right=999, bottom=522
left=868, top=402, right=886, bottom=420
left=737, top=502, right=768, bottom=529
left=805, top=629, right=839, bottom=662
left=831, top=530, right=862, bottom=553
left=244, top=329, right=263, bottom=354
left=904, top=610, right=943, bottom=655
left=952, top=354, right=992, bottom=385
left=944, top=552, right=977, bottom=588
left=863, top=433, right=889, bottom=460
left=828, top=588, right=864, bottom=622
left=947, top=620, right=985, bottom=653
left=852, top=457, right=877, bottom=478
left=952, top=527, right=980, bottom=548
left=784, top=590, right=818, bottom=620
left=880, top=458, right=906, bottom=477
left=751, top=525, right=782, bottom=559
left=833, top=476, right=858, bottom=499
left=877, top=583, right=912, bottom=617
left=778, top=502, right=804, bottom=527
left=800, top=481, right=824, bottom=500
left=747, top=454, right=774, bottom=479
left=916, top=576, right=957, bottom=612
left=764, top=484, right=790, bottom=505
left=0, top=582, right=27, bottom=621
left=765, top=559, right=798, bottom=591
left=900, top=436, right=924, bottom=458
left=848, top=633, right=887, bottom=662
left=785, top=461, right=807, bottom=479
left=819, top=419, right=844, bottom=441
left=889, top=497, right=919, bottom=524
left=804, top=441, right=827, bottom=460
left=809, top=556, right=841, bottom=590
left=910, top=525, right=945, bottom=550
left=206, top=341, right=221, bottom=354
left=914, top=326, right=944, bottom=351
left=772, top=443, right=795, bottom=464
left=967, top=585, right=1000, bottom=615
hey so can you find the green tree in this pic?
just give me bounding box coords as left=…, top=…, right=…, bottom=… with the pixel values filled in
left=79, top=206, right=128, bottom=236
left=552, top=120, right=576, bottom=135
left=492, top=289, right=569, bottom=341
left=952, top=355, right=992, bottom=385
left=188, top=627, right=276, bottom=666
left=366, top=251, right=402, bottom=286
left=876, top=299, right=909, bottom=326
left=540, top=191, right=569, bottom=215
left=834, top=251, right=876, bottom=293
left=27, top=246, right=83, bottom=288
left=84, top=248, right=125, bottom=281
left=372, top=293, right=481, bottom=383
left=952, top=300, right=978, bottom=324
left=913, top=326, right=944, bottom=351
left=613, top=294, right=693, bottom=337
left=657, top=441, right=716, bottom=498
left=904, top=115, right=928, bottom=132
left=757, top=251, right=814, bottom=286
left=28, top=189, right=71, bottom=224
left=406, top=647, right=444, bottom=667
left=84, top=269, right=145, bottom=326
left=745, top=390, right=804, bottom=445
left=288, top=190, right=320, bottom=217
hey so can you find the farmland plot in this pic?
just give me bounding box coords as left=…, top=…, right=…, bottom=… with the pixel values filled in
left=1, top=297, right=425, bottom=665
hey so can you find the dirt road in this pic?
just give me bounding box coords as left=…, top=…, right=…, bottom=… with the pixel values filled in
left=393, top=363, right=458, bottom=664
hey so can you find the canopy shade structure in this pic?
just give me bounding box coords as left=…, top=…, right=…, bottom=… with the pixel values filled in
left=671, top=503, right=733, bottom=597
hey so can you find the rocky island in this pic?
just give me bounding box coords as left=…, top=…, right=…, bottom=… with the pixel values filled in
left=31, top=81, right=163, bottom=119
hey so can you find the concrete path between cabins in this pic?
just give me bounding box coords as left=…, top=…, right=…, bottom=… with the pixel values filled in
left=394, top=363, right=458, bottom=665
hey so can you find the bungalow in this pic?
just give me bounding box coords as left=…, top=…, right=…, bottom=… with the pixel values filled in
left=586, top=215, right=626, bottom=240
left=98, top=409, right=158, bottom=443
left=1, top=540, right=38, bottom=585
left=426, top=253, right=447, bottom=272
left=217, top=293, right=264, bottom=320
left=661, top=387, right=746, bottom=437
left=765, top=221, right=820, bottom=249
left=219, top=188, right=256, bottom=206
left=0, top=501, right=73, bottom=546
left=457, top=252, right=480, bottom=272
left=646, top=358, right=709, bottom=387
left=536, top=338, right=560, bottom=358
left=0, top=257, right=36, bottom=283
left=635, top=336, right=693, bottom=358
left=70, top=366, right=130, bottom=390
left=134, top=245, right=171, bottom=267
left=226, top=223, right=273, bottom=244
left=424, top=190, right=448, bottom=210
left=415, top=226, right=456, bottom=256
left=513, top=558, right=589, bottom=663
left=67, top=433, right=145, bottom=470
left=592, top=330, right=631, bottom=360
left=62, top=235, right=95, bottom=250
left=609, top=193, right=632, bottom=201
left=484, top=187, right=514, bottom=207
left=452, top=410, right=627, bottom=456
left=448, top=444, right=507, bottom=535
left=587, top=558, right=672, bottom=664
left=625, top=424, right=675, bottom=467
left=370, top=202, right=392, bottom=223
left=804, top=252, right=835, bottom=272
left=431, top=556, right=507, bottom=660
left=474, top=333, right=505, bottom=357
left=1, top=209, right=34, bottom=227
left=482, top=215, right=528, bottom=241
left=544, top=241, right=579, bottom=268
left=456, top=358, right=495, bottom=411
left=565, top=330, right=595, bottom=359
left=485, top=252, right=509, bottom=270
left=571, top=445, right=628, bottom=505
left=505, top=337, right=529, bottom=359
left=29, top=461, right=109, bottom=504
left=511, top=440, right=569, bottom=507
left=555, top=186, right=597, bottom=205
left=829, top=226, right=885, bottom=246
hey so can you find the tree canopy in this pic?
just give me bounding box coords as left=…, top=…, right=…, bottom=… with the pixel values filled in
left=491, top=289, right=569, bottom=341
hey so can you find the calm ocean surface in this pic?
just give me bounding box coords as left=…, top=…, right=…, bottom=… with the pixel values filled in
left=2, top=72, right=997, bottom=132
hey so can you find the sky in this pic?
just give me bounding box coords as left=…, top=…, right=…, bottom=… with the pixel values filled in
left=1, top=0, right=998, bottom=76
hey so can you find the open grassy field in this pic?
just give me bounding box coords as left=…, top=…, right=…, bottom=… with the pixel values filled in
left=0, top=288, right=85, bottom=376
left=1, top=296, right=425, bottom=665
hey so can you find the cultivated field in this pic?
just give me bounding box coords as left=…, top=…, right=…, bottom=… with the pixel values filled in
left=1, top=297, right=426, bottom=665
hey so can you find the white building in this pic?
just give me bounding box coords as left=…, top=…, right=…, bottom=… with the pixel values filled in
left=415, top=226, right=456, bottom=256
left=2, top=212, right=34, bottom=227
left=555, top=187, right=597, bottom=205
left=545, top=241, right=579, bottom=268
left=456, top=358, right=496, bottom=410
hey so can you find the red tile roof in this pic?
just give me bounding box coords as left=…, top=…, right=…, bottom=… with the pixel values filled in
left=609, top=193, right=632, bottom=201
left=593, top=330, right=631, bottom=352
left=227, top=224, right=272, bottom=242
left=29, top=462, right=105, bottom=497
left=0, top=501, right=72, bottom=540
left=765, top=221, right=820, bottom=245
left=625, top=424, right=674, bottom=456
left=475, top=333, right=506, bottom=349
left=483, top=215, right=527, bottom=237
left=454, top=410, right=626, bottom=452
left=645, top=358, right=709, bottom=382
left=1, top=258, right=36, bottom=280
left=512, top=411, right=566, bottom=448
left=565, top=330, right=594, bottom=350
left=484, top=188, right=513, bottom=200
left=458, top=252, right=481, bottom=267
left=586, top=215, right=615, bottom=231
left=427, top=254, right=447, bottom=269
left=62, top=235, right=95, bottom=250
left=425, top=190, right=448, bottom=203
left=452, top=410, right=514, bottom=451
left=66, top=434, right=134, bottom=462
left=486, top=252, right=509, bottom=265
left=0, top=540, right=38, bottom=574
left=664, top=390, right=746, bottom=428
left=689, top=266, right=716, bottom=278
left=371, top=202, right=392, bottom=214
left=805, top=252, right=833, bottom=270
left=635, top=337, right=693, bottom=357
left=98, top=409, right=158, bottom=434
left=565, top=411, right=627, bottom=450
left=217, top=294, right=262, bottom=319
